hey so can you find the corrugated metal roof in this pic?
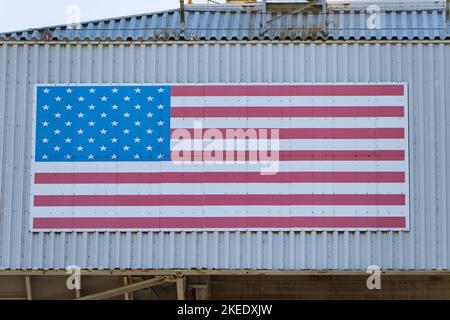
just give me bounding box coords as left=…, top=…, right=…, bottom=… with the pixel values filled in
left=0, top=5, right=449, bottom=41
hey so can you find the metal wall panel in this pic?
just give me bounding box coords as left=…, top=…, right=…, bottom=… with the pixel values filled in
left=0, top=42, right=449, bottom=270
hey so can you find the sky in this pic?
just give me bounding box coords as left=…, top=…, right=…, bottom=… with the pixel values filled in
left=0, top=0, right=207, bottom=33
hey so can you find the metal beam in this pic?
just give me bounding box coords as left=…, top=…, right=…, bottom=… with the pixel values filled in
left=123, top=276, right=134, bottom=300
left=25, top=276, right=32, bottom=300
left=176, top=277, right=186, bottom=300
left=180, top=0, right=185, bottom=36
left=446, top=0, right=450, bottom=23
left=2, top=269, right=450, bottom=277
left=76, top=276, right=174, bottom=300
left=0, top=294, right=27, bottom=300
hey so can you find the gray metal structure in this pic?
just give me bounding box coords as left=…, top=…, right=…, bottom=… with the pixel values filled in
left=0, top=2, right=449, bottom=271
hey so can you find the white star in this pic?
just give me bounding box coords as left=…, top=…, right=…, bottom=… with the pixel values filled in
left=99, top=146, right=107, bottom=151
left=77, top=113, right=85, bottom=118
left=77, top=129, right=84, bottom=135
left=100, top=112, right=108, bottom=118
left=157, top=137, right=164, bottom=143
left=111, top=154, right=118, bottom=159
left=134, top=121, right=142, bottom=127
left=78, top=96, right=85, bottom=102
left=146, top=112, right=153, bottom=118
left=41, top=154, right=49, bottom=160
left=100, top=96, right=108, bottom=102
left=124, top=96, right=131, bottom=102
left=134, top=88, right=142, bottom=93
left=88, top=138, right=95, bottom=143
left=157, top=121, right=165, bottom=126
left=42, top=105, right=50, bottom=110
left=111, top=138, right=118, bottom=143
left=157, top=88, right=165, bottom=93
left=146, top=129, right=153, bottom=135
left=112, top=105, right=119, bottom=110
left=89, top=88, right=96, bottom=94
left=42, top=138, right=49, bottom=143
left=65, top=154, right=72, bottom=160
left=123, top=145, right=130, bottom=151
left=111, top=121, right=119, bottom=127
left=157, top=154, right=164, bottom=159
left=123, top=113, right=131, bottom=118
left=54, top=146, right=61, bottom=151
left=157, top=104, right=164, bottom=110
left=55, top=96, right=62, bottom=102
left=146, top=146, right=153, bottom=151
left=134, top=137, right=141, bottom=143
left=88, top=105, right=96, bottom=110
left=88, top=121, right=96, bottom=127
left=88, top=154, right=95, bottom=160
left=65, top=121, right=72, bottom=127
left=123, top=129, right=130, bottom=135
left=134, top=104, right=142, bottom=110
left=147, top=96, right=154, bottom=102
left=42, top=121, right=49, bottom=127
left=54, top=129, right=61, bottom=135
left=112, top=88, right=119, bottom=94
left=65, top=105, right=73, bottom=110
left=100, top=129, right=108, bottom=135
left=76, top=146, right=84, bottom=151
left=66, top=88, right=73, bottom=94
left=65, top=138, right=72, bottom=143
left=43, top=88, right=50, bottom=94
left=54, top=113, right=62, bottom=118
left=134, top=154, right=140, bottom=159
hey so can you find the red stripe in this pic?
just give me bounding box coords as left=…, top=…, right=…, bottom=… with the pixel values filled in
left=33, top=216, right=406, bottom=229
left=35, top=172, right=405, bottom=184
left=34, top=194, right=405, bottom=207
left=171, top=85, right=404, bottom=97
left=171, top=106, right=404, bottom=118
left=173, top=128, right=405, bottom=139
left=170, top=150, right=405, bottom=161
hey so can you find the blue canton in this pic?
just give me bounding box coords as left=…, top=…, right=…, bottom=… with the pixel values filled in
left=35, top=85, right=171, bottom=162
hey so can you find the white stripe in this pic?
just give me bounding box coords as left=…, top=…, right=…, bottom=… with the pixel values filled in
left=170, top=139, right=406, bottom=151
left=31, top=206, right=407, bottom=218
left=32, top=161, right=406, bottom=173
left=171, top=96, right=405, bottom=107
left=33, top=183, right=406, bottom=196
left=171, top=118, right=406, bottom=129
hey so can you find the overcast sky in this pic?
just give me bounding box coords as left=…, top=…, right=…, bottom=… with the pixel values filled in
left=0, top=0, right=208, bottom=33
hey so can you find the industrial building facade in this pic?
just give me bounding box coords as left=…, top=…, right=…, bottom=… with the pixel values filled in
left=0, top=1, right=449, bottom=299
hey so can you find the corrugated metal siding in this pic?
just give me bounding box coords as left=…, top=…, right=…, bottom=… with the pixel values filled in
left=1, top=8, right=449, bottom=41
left=0, top=42, right=449, bottom=270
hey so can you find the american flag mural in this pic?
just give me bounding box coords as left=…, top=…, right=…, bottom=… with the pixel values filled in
left=30, top=83, right=409, bottom=231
